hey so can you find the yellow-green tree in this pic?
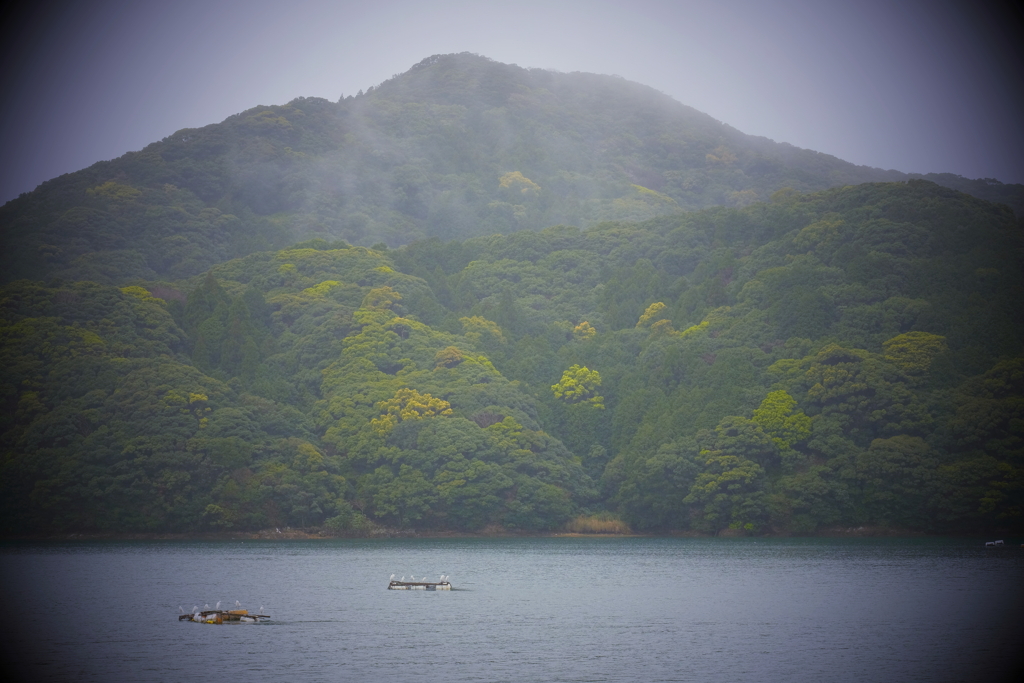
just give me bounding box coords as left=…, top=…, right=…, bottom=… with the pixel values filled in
left=552, top=365, right=605, bottom=409
left=460, top=316, right=505, bottom=346
left=752, top=390, right=811, bottom=451
left=573, top=321, right=596, bottom=340
left=370, top=388, right=453, bottom=435
left=460, top=315, right=506, bottom=358
left=636, top=302, right=668, bottom=328
left=362, top=285, right=402, bottom=311
left=434, top=346, right=465, bottom=368
left=498, top=171, right=540, bottom=196
left=882, top=331, right=947, bottom=378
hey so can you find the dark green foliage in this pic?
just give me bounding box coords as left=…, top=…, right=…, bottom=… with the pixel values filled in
left=1, top=177, right=1022, bottom=535
left=4, top=55, right=1022, bottom=288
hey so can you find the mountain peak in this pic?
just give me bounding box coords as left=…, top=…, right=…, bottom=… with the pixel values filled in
left=1, top=54, right=1020, bottom=285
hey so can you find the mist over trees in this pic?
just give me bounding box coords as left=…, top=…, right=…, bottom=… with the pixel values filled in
left=1, top=54, right=1022, bottom=536
left=2, top=54, right=1020, bottom=285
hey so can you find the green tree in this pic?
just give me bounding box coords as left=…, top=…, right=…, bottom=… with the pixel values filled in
left=752, top=390, right=811, bottom=455
left=362, top=464, right=438, bottom=528
left=684, top=452, right=767, bottom=533
left=370, top=388, right=454, bottom=435
left=882, top=331, right=948, bottom=380
left=856, top=435, right=940, bottom=529
left=618, top=438, right=702, bottom=530
left=552, top=364, right=605, bottom=409
left=434, top=346, right=465, bottom=368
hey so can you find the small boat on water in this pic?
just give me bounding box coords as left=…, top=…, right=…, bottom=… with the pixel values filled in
left=179, top=609, right=270, bottom=623
left=388, top=574, right=452, bottom=590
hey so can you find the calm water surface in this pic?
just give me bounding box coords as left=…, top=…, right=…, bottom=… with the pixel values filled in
left=1, top=537, right=1021, bottom=682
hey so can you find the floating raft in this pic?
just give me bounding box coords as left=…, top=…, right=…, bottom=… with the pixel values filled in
left=179, top=609, right=270, bottom=623
left=388, top=580, right=451, bottom=591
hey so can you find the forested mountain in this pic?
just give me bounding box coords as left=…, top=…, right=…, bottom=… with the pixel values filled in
left=3, top=179, right=1022, bottom=535
left=1, top=53, right=1021, bottom=287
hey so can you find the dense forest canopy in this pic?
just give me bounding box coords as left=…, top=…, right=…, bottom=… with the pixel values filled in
left=1, top=53, right=1021, bottom=286
left=2, top=178, right=1022, bottom=535
left=1, top=54, right=1022, bottom=536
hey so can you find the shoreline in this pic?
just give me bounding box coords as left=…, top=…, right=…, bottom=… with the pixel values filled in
left=1, top=524, right=1015, bottom=542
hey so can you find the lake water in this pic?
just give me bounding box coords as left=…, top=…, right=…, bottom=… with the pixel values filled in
left=1, top=537, right=1021, bottom=682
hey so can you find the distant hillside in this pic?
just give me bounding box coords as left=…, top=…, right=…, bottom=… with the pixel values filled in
left=1, top=53, right=1021, bottom=286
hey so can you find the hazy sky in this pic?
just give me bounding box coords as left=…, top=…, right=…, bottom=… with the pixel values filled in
left=1, top=0, right=1021, bottom=204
